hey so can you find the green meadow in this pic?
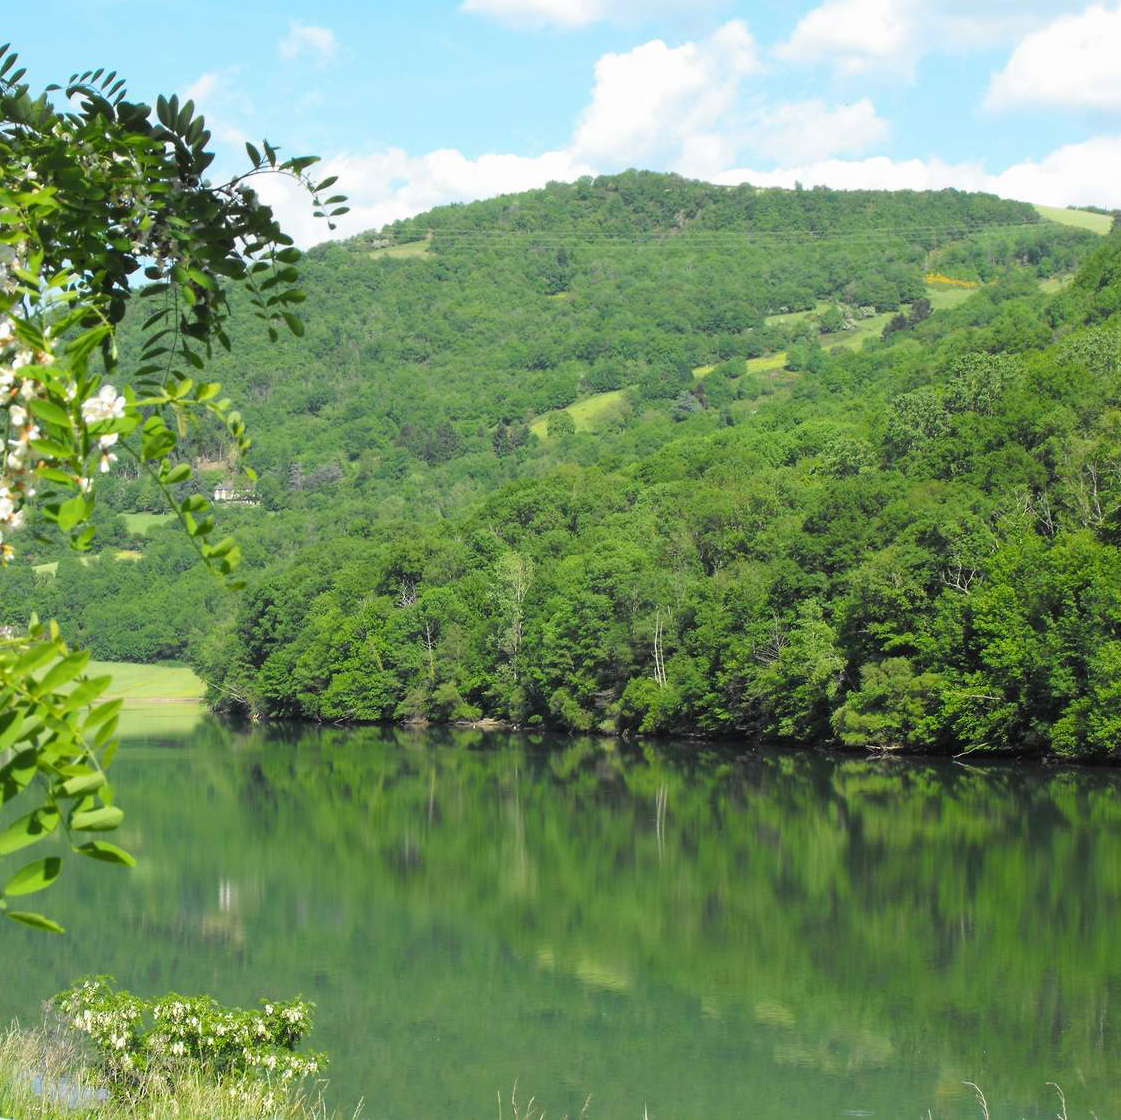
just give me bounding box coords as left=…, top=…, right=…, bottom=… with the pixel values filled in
left=89, top=661, right=207, bottom=739
left=1034, top=204, right=1113, bottom=234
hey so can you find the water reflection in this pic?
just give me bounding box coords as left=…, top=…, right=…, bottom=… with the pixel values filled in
left=5, top=720, right=1121, bottom=1119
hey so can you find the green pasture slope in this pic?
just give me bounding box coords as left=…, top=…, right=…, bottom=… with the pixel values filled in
left=89, top=660, right=207, bottom=738
left=1035, top=204, right=1113, bottom=235
left=534, top=281, right=977, bottom=440
left=89, top=661, right=204, bottom=701
left=121, top=511, right=175, bottom=535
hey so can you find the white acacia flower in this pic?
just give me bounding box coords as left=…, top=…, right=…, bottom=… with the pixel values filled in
left=99, top=450, right=118, bottom=473
left=81, top=383, right=126, bottom=423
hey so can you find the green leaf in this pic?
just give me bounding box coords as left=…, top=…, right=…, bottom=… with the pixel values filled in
left=84, top=698, right=122, bottom=733
left=57, top=495, right=90, bottom=532
left=5, top=910, right=64, bottom=933
left=64, top=675, right=112, bottom=713
left=14, top=642, right=58, bottom=676
left=245, top=141, right=262, bottom=167
left=59, top=771, right=106, bottom=798
left=0, top=806, right=61, bottom=855
left=0, top=709, right=24, bottom=753
left=161, top=463, right=192, bottom=484
left=282, top=312, right=305, bottom=337
left=70, top=805, right=124, bottom=832
left=4, top=856, right=62, bottom=896
left=75, top=841, right=135, bottom=867
left=39, top=650, right=90, bottom=694
left=0, top=748, right=37, bottom=806
left=28, top=398, right=72, bottom=428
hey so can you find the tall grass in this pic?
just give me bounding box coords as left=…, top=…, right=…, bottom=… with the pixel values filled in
left=0, top=1025, right=353, bottom=1119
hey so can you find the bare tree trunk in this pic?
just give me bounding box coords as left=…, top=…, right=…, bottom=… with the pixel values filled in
left=653, top=610, right=667, bottom=688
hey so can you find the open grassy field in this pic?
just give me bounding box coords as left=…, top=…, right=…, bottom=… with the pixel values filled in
left=1034, top=204, right=1113, bottom=235
left=88, top=660, right=205, bottom=702
left=926, top=285, right=977, bottom=311
left=1039, top=275, right=1074, bottom=294
left=87, top=661, right=207, bottom=739
left=368, top=236, right=432, bottom=260
left=827, top=310, right=896, bottom=350
left=122, top=511, right=175, bottom=535
left=531, top=388, right=628, bottom=438
left=33, top=550, right=143, bottom=577
left=746, top=353, right=788, bottom=373
left=764, top=300, right=830, bottom=327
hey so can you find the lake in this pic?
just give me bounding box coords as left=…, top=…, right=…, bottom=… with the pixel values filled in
left=6, top=718, right=1121, bottom=1118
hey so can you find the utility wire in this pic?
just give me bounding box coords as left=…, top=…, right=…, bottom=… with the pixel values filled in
left=359, top=219, right=1051, bottom=247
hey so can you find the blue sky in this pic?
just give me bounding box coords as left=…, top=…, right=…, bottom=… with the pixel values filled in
left=7, top=0, right=1121, bottom=243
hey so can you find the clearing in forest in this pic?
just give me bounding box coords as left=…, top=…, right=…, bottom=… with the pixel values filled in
left=1034, top=205, right=1113, bottom=235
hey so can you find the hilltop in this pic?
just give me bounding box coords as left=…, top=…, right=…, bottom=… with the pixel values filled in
left=97, top=172, right=1095, bottom=518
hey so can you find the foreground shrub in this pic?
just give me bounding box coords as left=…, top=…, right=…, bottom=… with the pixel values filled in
left=0, top=1024, right=331, bottom=1119
left=54, top=977, right=322, bottom=1100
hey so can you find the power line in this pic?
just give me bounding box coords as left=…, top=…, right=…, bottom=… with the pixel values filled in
left=360, top=219, right=1050, bottom=248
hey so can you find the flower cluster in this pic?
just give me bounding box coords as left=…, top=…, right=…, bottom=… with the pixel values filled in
left=55, top=977, right=323, bottom=1101
left=1, top=289, right=130, bottom=556
left=0, top=315, right=42, bottom=560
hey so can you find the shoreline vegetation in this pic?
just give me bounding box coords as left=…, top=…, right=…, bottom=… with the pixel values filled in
left=0, top=1025, right=1075, bottom=1120
left=100, top=659, right=1121, bottom=767
left=0, top=1025, right=338, bottom=1120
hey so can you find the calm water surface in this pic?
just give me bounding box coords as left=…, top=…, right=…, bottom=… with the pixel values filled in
left=7, top=719, right=1121, bottom=1118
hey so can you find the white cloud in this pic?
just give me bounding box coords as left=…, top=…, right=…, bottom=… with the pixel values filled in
left=238, top=17, right=1118, bottom=249
left=776, top=0, right=1093, bottom=76
left=254, top=147, right=594, bottom=246
left=279, top=21, right=339, bottom=66
left=986, top=4, right=1121, bottom=111
left=715, top=133, right=1121, bottom=209
left=460, top=0, right=715, bottom=28
left=777, top=0, right=919, bottom=76
left=571, top=20, right=762, bottom=172
left=748, top=98, right=889, bottom=163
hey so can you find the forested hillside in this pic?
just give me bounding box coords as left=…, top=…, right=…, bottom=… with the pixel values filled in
left=5, top=172, right=1121, bottom=757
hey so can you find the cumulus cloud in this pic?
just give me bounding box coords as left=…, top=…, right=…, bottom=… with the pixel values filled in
left=747, top=98, right=889, bottom=163
left=279, top=21, right=339, bottom=66
left=714, top=133, right=1121, bottom=209
left=776, top=0, right=1093, bottom=76
left=254, top=147, right=594, bottom=246
left=571, top=20, right=761, bottom=172
left=777, top=0, right=919, bottom=76
left=243, top=16, right=1119, bottom=248
left=986, top=4, right=1121, bottom=111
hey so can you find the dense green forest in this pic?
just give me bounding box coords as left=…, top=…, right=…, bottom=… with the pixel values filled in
left=4, top=172, right=1121, bottom=757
